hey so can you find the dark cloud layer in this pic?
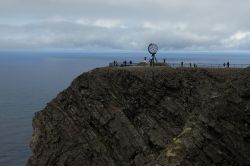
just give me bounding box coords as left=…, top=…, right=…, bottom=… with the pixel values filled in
left=0, top=0, right=250, bottom=50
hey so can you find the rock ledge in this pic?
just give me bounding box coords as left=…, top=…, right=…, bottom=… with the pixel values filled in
left=28, top=67, right=250, bottom=166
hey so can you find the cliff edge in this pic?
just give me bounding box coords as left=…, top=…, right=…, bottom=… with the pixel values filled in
left=28, top=67, right=250, bottom=166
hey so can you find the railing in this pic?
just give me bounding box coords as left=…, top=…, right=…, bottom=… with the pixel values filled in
left=167, top=63, right=250, bottom=68
left=109, top=62, right=137, bottom=67
left=109, top=61, right=250, bottom=69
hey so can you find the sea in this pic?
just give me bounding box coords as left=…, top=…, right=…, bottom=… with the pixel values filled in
left=0, top=50, right=250, bottom=166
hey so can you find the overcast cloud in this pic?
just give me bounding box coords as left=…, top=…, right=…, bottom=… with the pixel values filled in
left=0, top=0, right=250, bottom=50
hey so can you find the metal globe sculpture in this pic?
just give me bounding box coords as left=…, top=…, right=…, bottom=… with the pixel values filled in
left=148, top=43, right=158, bottom=66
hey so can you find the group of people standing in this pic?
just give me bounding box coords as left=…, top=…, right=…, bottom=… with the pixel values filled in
left=113, top=60, right=133, bottom=67
left=112, top=59, right=231, bottom=68
left=223, top=62, right=230, bottom=68
left=179, top=61, right=231, bottom=68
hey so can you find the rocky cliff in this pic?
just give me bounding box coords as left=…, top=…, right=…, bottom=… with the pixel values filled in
left=28, top=67, right=250, bottom=166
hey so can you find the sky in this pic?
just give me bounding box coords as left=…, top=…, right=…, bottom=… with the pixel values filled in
left=0, top=0, right=250, bottom=51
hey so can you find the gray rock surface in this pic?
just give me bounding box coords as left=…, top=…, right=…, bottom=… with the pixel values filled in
left=27, top=67, right=250, bottom=166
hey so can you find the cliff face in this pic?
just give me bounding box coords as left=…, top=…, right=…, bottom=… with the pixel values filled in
left=28, top=67, right=250, bottom=166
